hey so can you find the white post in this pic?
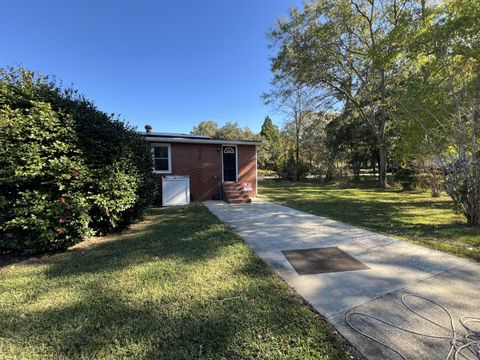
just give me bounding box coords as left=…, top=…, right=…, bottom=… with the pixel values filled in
left=255, top=145, right=258, bottom=197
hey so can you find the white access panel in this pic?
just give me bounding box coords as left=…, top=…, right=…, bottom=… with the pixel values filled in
left=162, top=176, right=190, bottom=206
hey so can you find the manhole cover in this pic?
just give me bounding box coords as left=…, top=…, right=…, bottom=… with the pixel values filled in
left=282, top=246, right=369, bottom=275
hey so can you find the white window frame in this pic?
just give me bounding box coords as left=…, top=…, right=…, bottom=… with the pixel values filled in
left=152, top=143, right=172, bottom=174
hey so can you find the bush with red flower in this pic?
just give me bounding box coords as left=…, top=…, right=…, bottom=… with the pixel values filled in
left=0, top=67, right=155, bottom=254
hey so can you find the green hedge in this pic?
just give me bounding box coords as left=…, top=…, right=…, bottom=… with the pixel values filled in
left=393, top=168, right=422, bottom=191
left=0, top=67, right=155, bottom=254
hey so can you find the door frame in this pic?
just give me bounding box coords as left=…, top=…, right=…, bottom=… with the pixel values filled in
left=221, top=144, right=238, bottom=182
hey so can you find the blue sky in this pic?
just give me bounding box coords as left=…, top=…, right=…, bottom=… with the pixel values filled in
left=1, top=0, right=302, bottom=133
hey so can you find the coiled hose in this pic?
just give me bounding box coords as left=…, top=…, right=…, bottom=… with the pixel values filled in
left=345, top=294, right=480, bottom=360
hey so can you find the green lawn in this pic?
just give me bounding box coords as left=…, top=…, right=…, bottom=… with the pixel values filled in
left=259, top=180, right=480, bottom=262
left=0, top=205, right=352, bottom=360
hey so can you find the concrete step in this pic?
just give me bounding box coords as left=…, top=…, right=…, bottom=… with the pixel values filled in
left=226, top=198, right=252, bottom=204
left=223, top=185, right=243, bottom=191
left=223, top=189, right=246, bottom=195
left=224, top=195, right=249, bottom=201
left=222, top=182, right=251, bottom=203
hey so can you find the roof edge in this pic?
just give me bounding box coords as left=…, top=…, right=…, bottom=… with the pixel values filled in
left=139, top=132, right=212, bottom=139
left=144, top=136, right=262, bottom=146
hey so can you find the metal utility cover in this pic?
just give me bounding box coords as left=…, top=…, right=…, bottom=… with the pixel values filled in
left=282, top=246, right=369, bottom=275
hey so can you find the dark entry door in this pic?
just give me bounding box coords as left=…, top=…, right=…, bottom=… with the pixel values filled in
left=223, top=146, right=237, bottom=181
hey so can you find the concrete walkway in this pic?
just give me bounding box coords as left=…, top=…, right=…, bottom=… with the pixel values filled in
left=205, top=200, right=480, bottom=360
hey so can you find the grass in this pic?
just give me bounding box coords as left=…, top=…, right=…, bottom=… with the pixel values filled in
left=0, top=204, right=353, bottom=360
left=259, top=180, right=480, bottom=262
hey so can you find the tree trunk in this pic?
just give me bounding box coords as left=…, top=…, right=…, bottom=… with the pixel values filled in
left=430, top=167, right=441, bottom=198
left=469, top=93, right=480, bottom=227
left=353, top=160, right=361, bottom=182
left=372, top=154, right=376, bottom=178
left=378, top=143, right=388, bottom=188
left=325, top=158, right=335, bottom=183
left=295, top=125, right=300, bottom=181
left=378, top=70, right=388, bottom=188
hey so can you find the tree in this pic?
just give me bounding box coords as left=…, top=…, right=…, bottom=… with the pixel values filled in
left=217, top=122, right=248, bottom=140
left=258, top=116, right=285, bottom=172
left=191, top=120, right=261, bottom=141
left=268, top=0, right=422, bottom=187
left=263, top=79, right=321, bottom=180
left=397, top=0, right=480, bottom=226
left=297, top=112, right=332, bottom=180
left=191, top=120, right=219, bottom=137
left=326, top=111, right=378, bottom=182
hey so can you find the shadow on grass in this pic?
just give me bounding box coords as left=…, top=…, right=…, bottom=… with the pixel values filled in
left=0, top=204, right=350, bottom=359
left=0, top=253, right=30, bottom=269
left=44, top=205, right=263, bottom=278
left=1, top=279, right=340, bottom=359
left=260, top=181, right=480, bottom=261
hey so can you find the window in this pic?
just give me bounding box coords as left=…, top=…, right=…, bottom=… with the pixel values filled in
left=152, top=144, right=171, bottom=173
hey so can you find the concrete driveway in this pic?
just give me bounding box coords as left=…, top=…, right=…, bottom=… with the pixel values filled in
left=205, top=200, right=480, bottom=360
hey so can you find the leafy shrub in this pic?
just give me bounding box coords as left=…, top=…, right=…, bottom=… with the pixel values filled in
left=444, top=156, right=480, bottom=227
left=281, top=155, right=310, bottom=181
left=0, top=102, right=91, bottom=253
left=88, top=165, right=140, bottom=234
left=393, top=168, right=421, bottom=191
left=0, top=67, right=155, bottom=254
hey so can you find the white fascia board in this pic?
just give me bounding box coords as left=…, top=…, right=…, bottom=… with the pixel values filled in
left=145, top=136, right=262, bottom=146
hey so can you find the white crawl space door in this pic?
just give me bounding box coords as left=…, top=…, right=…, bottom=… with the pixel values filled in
left=162, top=176, right=190, bottom=206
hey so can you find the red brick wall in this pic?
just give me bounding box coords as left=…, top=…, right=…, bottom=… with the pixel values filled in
left=154, top=142, right=257, bottom=203
left=237, top=145, right=257, bottom=196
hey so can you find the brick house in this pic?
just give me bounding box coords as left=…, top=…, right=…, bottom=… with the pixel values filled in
left=142, top=129, right=261, bottom=204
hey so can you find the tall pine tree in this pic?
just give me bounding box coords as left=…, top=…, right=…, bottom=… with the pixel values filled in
left=258, top=116, right=285, bottom=173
